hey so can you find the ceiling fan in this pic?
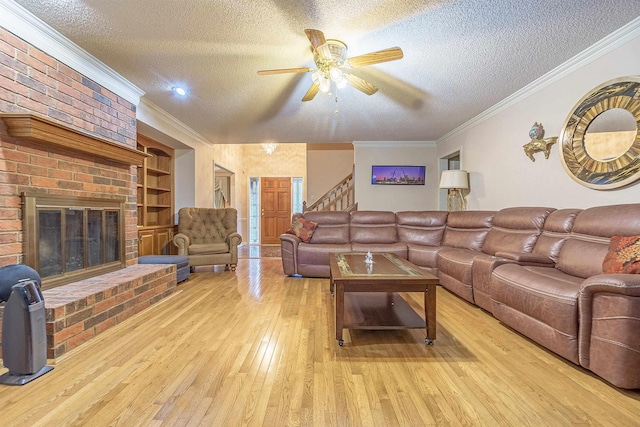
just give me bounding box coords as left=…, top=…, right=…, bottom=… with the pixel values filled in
left=258, top=29, right=403, bottom=102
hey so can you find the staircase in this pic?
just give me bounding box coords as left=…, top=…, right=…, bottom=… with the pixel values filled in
left=303, top=172, right=357, bottom=212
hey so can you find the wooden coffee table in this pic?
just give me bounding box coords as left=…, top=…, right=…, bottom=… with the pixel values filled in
left=329, top=252, right=439, bottom=346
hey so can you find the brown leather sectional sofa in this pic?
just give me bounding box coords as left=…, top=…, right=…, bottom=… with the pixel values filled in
left=279, top=204, right=640, bottom=389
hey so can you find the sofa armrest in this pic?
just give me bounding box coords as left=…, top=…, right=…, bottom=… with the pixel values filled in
left=227, top=232, right=243, bottom=264
left=581, top=273, right=640, bottom=296
left=579, top=274, right=640, bottom=389
left=494, top=251, right=555, bottom=266
left=173, top=233, right=191, bottom=256
left=280, top=233, right=300, bottom=276
left=227, top=232, right=243, bottom=248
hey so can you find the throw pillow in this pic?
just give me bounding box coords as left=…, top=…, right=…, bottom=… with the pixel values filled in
left=287, top=217, right=318, bottom=243
left=602, top=235, right=640, bottom=274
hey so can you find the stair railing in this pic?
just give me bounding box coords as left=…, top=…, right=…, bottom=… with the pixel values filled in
left=303, top=171, right=356, bottom=212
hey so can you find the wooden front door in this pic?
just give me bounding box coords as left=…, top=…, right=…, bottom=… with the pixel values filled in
left=261, top=177, right=291, bottom=244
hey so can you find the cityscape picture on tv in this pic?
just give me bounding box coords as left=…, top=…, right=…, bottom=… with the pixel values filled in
left=371, top=165, right=426, bottom=185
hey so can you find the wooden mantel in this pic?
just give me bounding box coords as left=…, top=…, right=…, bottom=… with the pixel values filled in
left=0, top=113, right=148, bottom=166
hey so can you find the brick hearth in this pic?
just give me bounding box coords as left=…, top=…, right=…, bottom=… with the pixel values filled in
left=43, top=264, right=177, bottom=359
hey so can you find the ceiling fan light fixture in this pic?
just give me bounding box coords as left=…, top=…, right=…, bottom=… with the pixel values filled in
left=319, top=78, right=331, bottom=93
left=258, top=29, right=403, bottom=103
left=329, top=67, right=343, bottom=82
left=311, top=70, right=323, bottom=85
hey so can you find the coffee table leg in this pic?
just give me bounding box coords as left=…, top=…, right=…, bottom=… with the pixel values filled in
left=425, top=284, right=436, bottom=345
left=336, top=283, right=344, bottom=346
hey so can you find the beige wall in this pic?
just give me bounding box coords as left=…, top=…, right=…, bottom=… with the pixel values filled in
left=354, top=142, right=439, bottom=211
left=437, top=31, right=640, bottom=210
left=306, top=143, right=354, bottom=204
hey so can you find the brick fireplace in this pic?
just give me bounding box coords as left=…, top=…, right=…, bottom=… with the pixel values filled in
left=0, top=28, right=177, bottom=359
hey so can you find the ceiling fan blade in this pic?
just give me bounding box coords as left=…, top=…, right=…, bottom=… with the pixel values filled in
left=302, top=83, right=320, bottom=102
left=305, top=28, right=332, bottom=60
left=346, top=47, right=404, bottom=68
left=344, top=73, right=378, bottom=95
left=304, top=29, right=326, bottom=49
left=258, top=67, right=314, bottom=75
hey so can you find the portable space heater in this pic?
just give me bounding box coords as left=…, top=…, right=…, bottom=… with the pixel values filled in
left=0, top=265, right=53, bottom=385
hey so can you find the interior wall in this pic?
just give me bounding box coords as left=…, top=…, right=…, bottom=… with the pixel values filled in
left=353, top=142, right=438, bottom=211
left=436, top=31, right=640, bottom=210
left=306, top=143, right=354, bottom=204
left=174, top=149, right=196, bottom=220
left=212, top=144, right=247, bottom=237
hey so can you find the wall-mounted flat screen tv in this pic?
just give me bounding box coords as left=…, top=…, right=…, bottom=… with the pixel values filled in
left=371, top=165, right=426, bottom=185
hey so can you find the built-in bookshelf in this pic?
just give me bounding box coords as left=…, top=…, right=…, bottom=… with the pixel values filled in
left=136, top=134, right=175, bottom=255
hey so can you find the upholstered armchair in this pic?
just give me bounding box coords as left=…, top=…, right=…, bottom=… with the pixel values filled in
left=173, top=208, right=242, bottom=271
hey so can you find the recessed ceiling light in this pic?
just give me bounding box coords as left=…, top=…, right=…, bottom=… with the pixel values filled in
left=172, top=86, right=187, bottom=96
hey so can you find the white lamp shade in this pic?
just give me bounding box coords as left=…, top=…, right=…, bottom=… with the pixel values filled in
left=439, top=170, right=469, bottom=189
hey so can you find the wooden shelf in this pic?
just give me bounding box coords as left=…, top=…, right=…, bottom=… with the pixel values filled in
left=0, top=113, right=148, bottom=166
left=136, top=134, right=175, bottom=256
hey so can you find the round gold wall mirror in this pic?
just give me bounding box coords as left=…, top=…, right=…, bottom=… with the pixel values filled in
left=559, top=76, right=640, bottom=190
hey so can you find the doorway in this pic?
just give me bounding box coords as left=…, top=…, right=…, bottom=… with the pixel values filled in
left=260, top=177, right=291, bottom=244
left=214, top=164, right=234, bottom=208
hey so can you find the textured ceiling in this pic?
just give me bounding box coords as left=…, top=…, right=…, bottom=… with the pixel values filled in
left=12, top=0, right=640, bottom=144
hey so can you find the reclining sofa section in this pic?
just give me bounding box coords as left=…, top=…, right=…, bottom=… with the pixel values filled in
left=279, top=204, right=640, bottom=389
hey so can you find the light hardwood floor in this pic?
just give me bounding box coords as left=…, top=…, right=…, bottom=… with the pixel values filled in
left=1, top=257, right=639, bottom=426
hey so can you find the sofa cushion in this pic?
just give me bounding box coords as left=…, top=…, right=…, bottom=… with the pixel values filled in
left=396, top=211, right=448, bottom=246
left=287, top=217, right=318, bottom=243
left=298, top=243, right=352, bottom=266
left=531, top=209, right=582, bottom=263
left=491, top=263, right=582, bottom=363
left=441, top=211, right=494, bottom=250
left=481, top=207, right=553, bottom=256
left=188, top=242, right=229, bottom=255
left=602, top=235, right=640, bottom=274
left=304, top=211, right=350, bottom=244
left=350, top=211, right=397, bottom=244
left=406, top=243, right=441, bottom=270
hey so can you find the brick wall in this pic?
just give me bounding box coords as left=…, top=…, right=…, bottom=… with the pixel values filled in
left=0, top=27, right=139, bottom=268
left=0, top=27, right=143, bottom=359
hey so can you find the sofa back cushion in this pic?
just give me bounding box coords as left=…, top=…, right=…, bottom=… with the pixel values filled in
left=442, top=211, right=495, bottom=250
left=302, top=211, right=350, bottom=244
left=350, top=211, right=397, bottom=244
left=178, top=207, right=237, bottom=244
left=481, top=207, right=554, bottom=255
left=396, top=211, right=448, bottom=246
left=532, top=208, right=582, bottom=262
left=557, top=204, right=640, bottom=278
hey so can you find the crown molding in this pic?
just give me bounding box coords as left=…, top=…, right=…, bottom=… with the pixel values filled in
left=438, top=16, right=640, bottom=144
left=137, top=98, right=213, bottom=147
left=0, top=1, right=144, bottom=105
left=353, top=141, right=437, bottom=148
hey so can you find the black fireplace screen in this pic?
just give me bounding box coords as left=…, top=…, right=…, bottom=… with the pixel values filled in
left=22, top=193, right=126, bottom=289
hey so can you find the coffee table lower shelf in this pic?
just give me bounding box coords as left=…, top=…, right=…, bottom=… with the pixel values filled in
left=340, top=292, right=427, bottom=344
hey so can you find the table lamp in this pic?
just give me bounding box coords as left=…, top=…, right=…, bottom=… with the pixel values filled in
left=439, top=170, right=469, bottom=211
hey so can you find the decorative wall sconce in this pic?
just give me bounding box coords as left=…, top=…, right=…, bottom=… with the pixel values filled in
left=261, top=142, right=279, bottom=155
left=523, top=122, right=557, bottom=162
left=439, top=169, right=469, bottom=211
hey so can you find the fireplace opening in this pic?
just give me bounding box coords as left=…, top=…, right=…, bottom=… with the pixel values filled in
left=22, top=193, right=126, bottom=290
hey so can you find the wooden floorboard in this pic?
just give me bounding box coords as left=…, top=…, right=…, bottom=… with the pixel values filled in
left=1, top=257, right=639, bottom=426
